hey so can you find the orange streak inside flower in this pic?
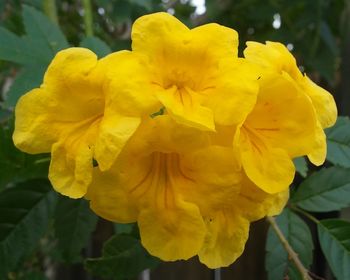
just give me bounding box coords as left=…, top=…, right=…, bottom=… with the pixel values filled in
left=128, top=152, right=193, bottom=209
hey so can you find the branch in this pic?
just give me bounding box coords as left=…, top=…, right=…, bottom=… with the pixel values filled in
left=82, top=0, right=93, bottom=36
left=266, top=216, right=312, bottom=280
left=289, top=206, right=320, bottom=224
left=43, top=0, right=58, bottom=24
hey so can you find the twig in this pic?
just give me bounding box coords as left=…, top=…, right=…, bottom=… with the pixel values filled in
left=82, top=0, right=93, bottom=36
left=309, top=271, right=326, bottom=280
left=267, top=216, right=312, bottom=280
left=289, top=205, right=320, bottom=224
left=43, top=0, right=58, bottom=24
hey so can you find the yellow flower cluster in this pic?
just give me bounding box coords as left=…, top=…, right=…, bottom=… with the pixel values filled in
left=13, top=13, right=337, bottom=268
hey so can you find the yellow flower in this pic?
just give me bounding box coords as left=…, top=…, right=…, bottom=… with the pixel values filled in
left=198, top=175, right=289, bottom=268
left=12, top=13, right=335, bottom=269
left=87, top=116, right=240, bottom=260
left=244, top=41, right=337, bottom=166
left=104, top=12, right=259, bottom=131
left=86, top=115, right=288, bottom=268
left=235, top=41, right=337, bottom=193
left=13, top=48, right=141, bottom=198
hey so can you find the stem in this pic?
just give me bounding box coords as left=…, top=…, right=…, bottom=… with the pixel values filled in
left=266, top=216, right=312, bottom=280
left=290, top=205, right=320, bottom=224
left=82, top=0, right=94, bottom=36
left=43, top=0, right=58, bottom=24
left=34, top=157, right=51, bottom=164
left=309, top=4, right=321, bottom=58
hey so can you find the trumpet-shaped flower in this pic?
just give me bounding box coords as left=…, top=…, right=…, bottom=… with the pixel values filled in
left=198, top=174, right=289, bottom=268
left=235, top=41, right=337, bottom=193
left=87, top=116, right=240, bottom=260
left=87, top=115, right=288, bottom=268
left=244, top=41, right=337, bottom=166
left=105, top=12, right=259, bottom=131
left=12, top=13, right=336, bottom=270
left=13, top=48, right=141, bottom=198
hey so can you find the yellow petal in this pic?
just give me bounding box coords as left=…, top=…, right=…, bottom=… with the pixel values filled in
left=180, top=146, right=241, bottom=214
left=245, top=73, right=318, bottom=158
left=131, top=12, right=189, bottom=61
left=138, top=199, right=205, bottom=261
left=86, top=168, right=139, bottom=223
left=49, top=141, right=93, bottom=198
left=205, top=58, right=259, bottom=126
left=94, top=113, right=141, bottom=171
left=239, top=128, right=295, bottom=193
left=156, top=87, right=215, bottom=131
left=47, top=110, right=101, bottom=198
left=266, top=190, right=290, bottom=216
left=13, top=88, right=57, bottom=153
left=44, top=47, right=98, bottom=87
left=210, top=124, right=237, bottom=147
left=43, top=48, right=104, bottom=122
left=190, top=23, right=238, bottom=58
left=13, top=48, right=104, bottom=154
left=237, top=175, right=289, bottom=221
left=122, top=115, right=210, bottom=156
left=132, top=13, right=237, bottom=69
left=198, top=211, right=249, bottom=268
left=245, top=41, right=337, bottom=131
left=183, top=145, right=240, bottom=187
left=303, top=76, right=337, bottom=129
left=307, top=122, right=327, bottom=166
left=104, top=51, right=160, bottom=116
left=244, top=41, right=302, bottom=80
left=130, top=13, right=250, bottom=132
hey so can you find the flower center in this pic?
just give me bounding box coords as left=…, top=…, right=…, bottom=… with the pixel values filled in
left=164, top=70, right=193, bottom=90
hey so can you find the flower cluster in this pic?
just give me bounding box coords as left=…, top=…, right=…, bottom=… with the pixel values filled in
left=13, top=13, right=337, bottom=268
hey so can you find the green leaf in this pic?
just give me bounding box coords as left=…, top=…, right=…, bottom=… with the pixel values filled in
left=1, top=5, right=69, bottom=108
left=318, top=219, right=350, bottom=280
left=0, top=6, right=68, bottom=66
left=129, top=0, right=153, bottom=10
left=54, top=196, right=98, bottom=263
left=0, top=27, right=35, bottom=64
left=110, top=0, right=132, bottom=22
left=21, top=0, right=43, bottom=10
left=0, top=1, right=5, bottom=14
left=86, top=234, right=159, bottom=280
left=80, top=36, right=112, bottom=58
left=18, top=271, right=48, bottom=280
left=0, top=108, right=12, bottom=123
left=266, top=208, right=314, bottom=280
left=291, top=167, right=350, bottom=212
left=293, top=157, right=308, bottom=177
left=22, top=5, right=68, bottom=59
left=309, top=43, right=338, bottom=85
left=114, top=223, right=135, bottom=234
left=320, top=21, right=339, bottom=56
left=4, top=65, right=45, bottom=108
left=0, top=121, right=49, bottom=190
left=326, top=116, right=350, bottom=168
left=0, top=179, right=56, bottom=278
